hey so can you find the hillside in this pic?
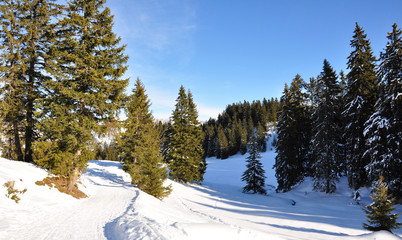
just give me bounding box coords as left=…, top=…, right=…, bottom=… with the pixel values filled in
left=1, top=135, right=401, bottom=239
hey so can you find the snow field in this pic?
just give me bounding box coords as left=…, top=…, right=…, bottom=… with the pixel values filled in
left=1, top=133, right=401, bottom=240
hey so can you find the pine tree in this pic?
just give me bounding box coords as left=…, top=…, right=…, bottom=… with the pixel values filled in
left=239, top=125, right=248, bottom=155
left=216, top=125, right=229, bottom=159
left=0, top=0, right=61, bottom=162
left=363, top=176, right=401, bottom=232
left=35, top=0, right=128, bottom=191
left=163, top=86, right=206, bottom=183
left=0, top=0, right=25, bottom=162
left=119, top=78, right=170, bottom=199
left=274, top=75, right=308, bottom=192
left=343, top=23, right=378, bottom=190
left=21, top=0, right=61, bottom=163
left=187, top=91, right=207, bottom=181
left=311, top=60, right=343, bottom=193
left=363, top=23, right=402, bottom=199
left=256, top=122, right=266, bottom=152
left=242, top=136, right=266, bottom=195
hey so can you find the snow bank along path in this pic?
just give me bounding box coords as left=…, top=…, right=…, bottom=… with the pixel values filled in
left=0, top=159, right=137, bottom=240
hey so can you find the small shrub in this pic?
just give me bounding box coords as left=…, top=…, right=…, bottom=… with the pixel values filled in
left=3, top=180, right=27, bottom=203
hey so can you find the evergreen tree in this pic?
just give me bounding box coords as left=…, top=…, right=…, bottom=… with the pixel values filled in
left=343, top=23, right=378, bottom=190
left=311, top=60, right=343, bottom=193
left=274, top=83, right=300, bottom=192
left=35, top=0, right=128, bottom=191
left=363, top=176, right=401, bottom=232
left=22, top=0, right=61, bottom=163
left=274, top=75, right=309, bottom=192
left=163, top=86, right=205, bottom=183
left=0, top=0, right=61, bottom=162
left=0, top=0, right=25, bottom=161
left=187, top=91, right=207, bottom=181
left=242, top=136, right=266, bottom=195
left=119, top=79, right=170, bottom=199
left=363, top=23, right=402, bottom=199
left=216, top=125, right=229, bottom=159
left=239, top=125, right=248, bottom=155
left=256, top=122, right=266, bottom=152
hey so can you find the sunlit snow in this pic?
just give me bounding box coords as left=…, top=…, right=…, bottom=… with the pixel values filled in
left=1, top=134, right=401, bottom=239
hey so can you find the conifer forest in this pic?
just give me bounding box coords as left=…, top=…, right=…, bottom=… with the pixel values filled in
left=0, top=0, right=401, bottom=238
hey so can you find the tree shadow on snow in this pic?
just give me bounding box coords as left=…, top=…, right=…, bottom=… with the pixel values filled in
left=85, top=160, right=132, bottom=188
left=185, top=182, right=367, bottom=236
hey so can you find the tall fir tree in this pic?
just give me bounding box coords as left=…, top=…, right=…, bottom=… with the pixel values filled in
left=119, top=78, right=170, bottom=199
left=363, top=176, right=401, bottom=232
left=163, top=86, right=206, bottom=183
left=363, top=23, right=402, bottom=199
left=0, top=0, right=61, bottom=162
left=22, top=0, right=61, bottom=163
left=343, top=23, right=378, bottom=190
left=274, top=82, right=301, bottom=192
left=311, top=60, right=343, bottom=193
left=35, top=0, right=128, bottom=191
left=242, top=135, right=266, bottom=195
left=0, top=0, right=26, bottom=161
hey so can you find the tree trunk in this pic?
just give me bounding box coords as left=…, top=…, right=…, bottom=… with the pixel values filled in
left=67, top=150, right=82, bottom=192
left=67, top=166, right=79, bottom=192
left=24, top=56, right=35, bottom=163
left=13, top=119, right=24, bottom=162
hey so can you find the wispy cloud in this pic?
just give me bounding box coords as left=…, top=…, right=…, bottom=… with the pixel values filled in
left=108, top=0, right=197, bottom=61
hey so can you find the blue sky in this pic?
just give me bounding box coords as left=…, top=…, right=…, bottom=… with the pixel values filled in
left=105, top=0, right=402, bottom=121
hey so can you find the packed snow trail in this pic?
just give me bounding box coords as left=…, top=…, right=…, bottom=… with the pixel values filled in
left=0, top=159, right=137, bottom=240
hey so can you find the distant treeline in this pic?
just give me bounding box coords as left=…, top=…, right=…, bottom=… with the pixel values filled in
left=202, top=98, right=281, bottom=159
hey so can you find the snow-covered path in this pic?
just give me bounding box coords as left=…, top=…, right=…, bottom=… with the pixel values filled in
left=0, top=159, right=137, bottom=240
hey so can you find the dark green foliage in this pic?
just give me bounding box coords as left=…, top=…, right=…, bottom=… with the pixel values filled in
left=163, top=86, right=206, bottom=183
left=0, top=0, right=26, bottom=162
left=202, top=98, right=280, bottom=158
left=311, top=60, right=343, bottom=193
left=274, top=75, right=310, bottom=192
left=364, top=24, right=402, bottom=200
left=95, top=142, right=119, bottom=161
left=216, top=125, right=229, bottom=159
left=119, top=79, right=170, bottom=199
left=242, top=136, right=266, bottom=195
left=34, top=0, right=128, bottom=189
left=256, top=123, right=266, bottom=152
left=239, top=125, right=248, bottom=155
left=0, top=0, right=61, bottom=162
left=343, top=23, right=378, bottom=190
left=363, top=176, right=401, bottom=232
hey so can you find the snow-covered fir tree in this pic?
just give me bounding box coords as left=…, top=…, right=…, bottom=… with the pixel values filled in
left=311, top=60, right=343, bottom=193
left=363, top=176, right=401, bottom=232
left=242, top=136, right=266, bottom=195
left=363, top=23, right=402, bottom=200
left=343, top=23, right=378, bottom=190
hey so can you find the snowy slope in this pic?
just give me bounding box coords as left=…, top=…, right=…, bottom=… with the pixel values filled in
left=0, top=159, right=137, bottom=240
left=1, top=133, right=401, bottom=240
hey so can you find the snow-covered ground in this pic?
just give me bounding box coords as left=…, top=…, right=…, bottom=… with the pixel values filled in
left=1, top=135, right=401, bottom=239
